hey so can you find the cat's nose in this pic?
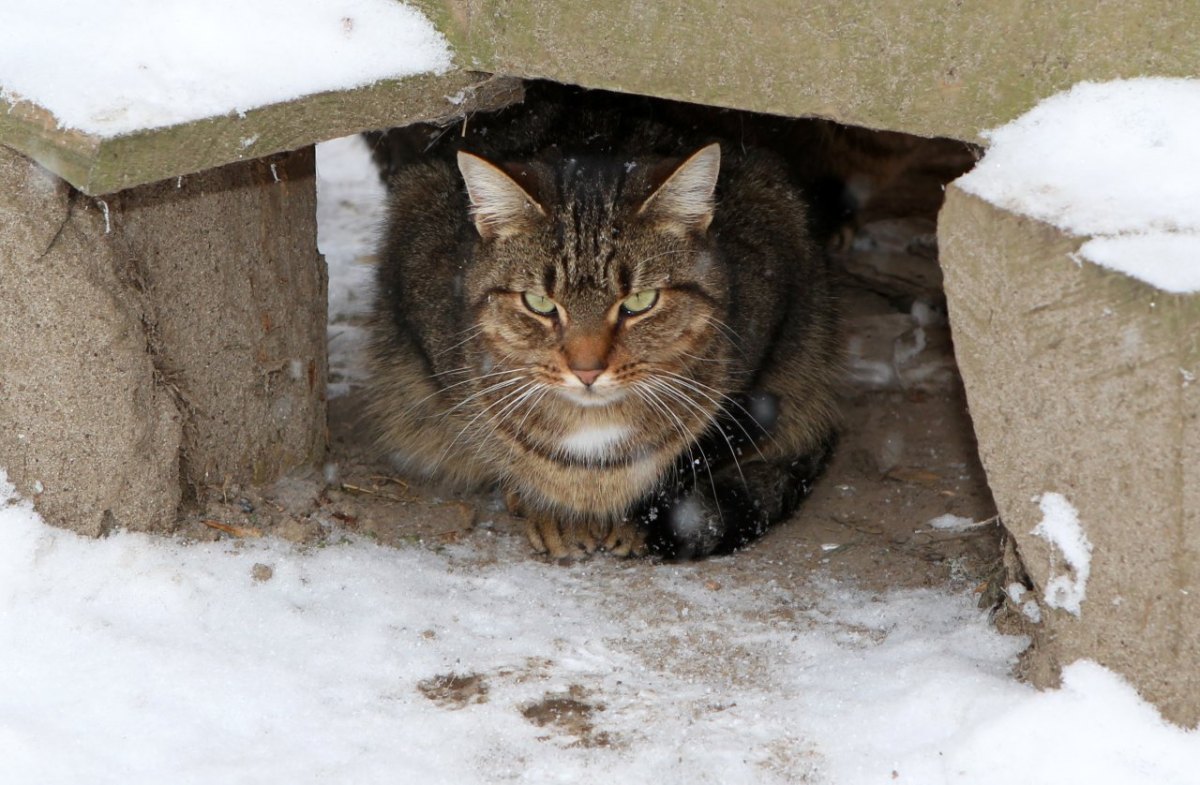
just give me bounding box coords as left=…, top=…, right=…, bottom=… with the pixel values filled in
left=572, top=368, right=604, bottom=386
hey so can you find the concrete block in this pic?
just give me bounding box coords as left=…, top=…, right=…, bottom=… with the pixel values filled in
left=939, top=185, right=1200, bottom=726
left=0, top=146, right=183, bottom=535
left=110, top=149, right=327, bottom=493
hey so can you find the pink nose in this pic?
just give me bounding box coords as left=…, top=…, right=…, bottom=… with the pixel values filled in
left=573, top=368, right=603, bottom=386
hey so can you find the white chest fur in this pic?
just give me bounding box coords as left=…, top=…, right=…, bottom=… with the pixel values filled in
left=559, top=424, right=630, bottom=460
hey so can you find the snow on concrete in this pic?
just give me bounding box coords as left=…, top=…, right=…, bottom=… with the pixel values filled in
left=1031, top=492, right=1093, bottom=617
left=0, top=0, right=452, bottom=137
left=1080, top=233, right=1200, bottom=294
left=958, top=78, right=1200, bottom=293
left=4, top=470, right=1199, bottom=784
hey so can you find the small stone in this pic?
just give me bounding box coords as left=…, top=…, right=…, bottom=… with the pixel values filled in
left=277, top=517, right=322, bottom=544
left=251, top=563, right=273, bottom=582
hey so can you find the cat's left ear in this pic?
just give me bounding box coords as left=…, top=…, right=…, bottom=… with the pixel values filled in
left=638, top=143, right=721, bottom=233
left=457, top=151, right=547, bottom=239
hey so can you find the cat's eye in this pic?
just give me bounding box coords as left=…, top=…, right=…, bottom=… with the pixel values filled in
left=522, top=292, right=558, bottom=316
left=620, top=289, right=659, bottom=316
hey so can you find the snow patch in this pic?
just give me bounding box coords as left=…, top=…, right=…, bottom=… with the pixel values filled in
left=1080, top=233, right=1200, bottom=294
left=667, top=492, right=709, bottom=537
left=317, top=136, right=386, bottom=398
left=0, top=1, right=452, bottom=137
left=927, top=513, right=976, bottom=531
left=1031, top=492, right=1093, bottom=616
left=958, top=78, right=1200, bottom=293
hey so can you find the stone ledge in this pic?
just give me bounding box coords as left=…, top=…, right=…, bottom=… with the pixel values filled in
left=0, top=72, right=521, bottom=196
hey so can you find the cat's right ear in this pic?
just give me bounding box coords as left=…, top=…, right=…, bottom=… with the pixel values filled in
left=457, top=151, right=546, bottom=239
left=638, top=143, right=721, bottom=234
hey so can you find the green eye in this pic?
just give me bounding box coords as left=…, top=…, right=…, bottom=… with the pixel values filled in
left=522, top=292, right=557, bottom=316
left=620, top=289, right=659, bottom=315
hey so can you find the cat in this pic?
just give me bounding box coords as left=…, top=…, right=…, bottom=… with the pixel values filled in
left=366, top=84, right=840, bottom=559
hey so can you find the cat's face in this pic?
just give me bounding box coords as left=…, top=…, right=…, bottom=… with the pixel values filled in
left=457, top=145, right=732, bottom=428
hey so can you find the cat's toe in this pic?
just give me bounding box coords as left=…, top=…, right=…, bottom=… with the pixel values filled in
left=504, top=490, right=529, bottom=518
left=602, top=522, right=647, bottom=557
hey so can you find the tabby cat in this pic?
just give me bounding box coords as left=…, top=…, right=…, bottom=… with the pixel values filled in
left=367, top=85, right=840, bottom=559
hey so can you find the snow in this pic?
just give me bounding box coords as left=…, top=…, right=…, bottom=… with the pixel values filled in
left=4, top=468, right=1198, bottom=784
left=927, top=513, right=977, bottom=531
left=958, top=78, right=1200, bottom=293
left=2, top=134, right=1198, bottom=783
left=1031, top=492, right=1093, bottom=617
left=1080, top=233, right=1200, bottom=294
left=0, top=1, right=452, bottom=137
left=317, top=136, right=386, bottom=397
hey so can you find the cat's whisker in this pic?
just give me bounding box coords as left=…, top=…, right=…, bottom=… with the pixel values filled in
left=492, top=385, right=555, bottom=466
left=410, top=370, right=527, bottom=416
left=424, top=373, right=531, bottom=420
left=631, top=383, right=701, bottom=490
left=701, top=316, right=748, bottom=359
left=432, top=379, right=543, bottom=470
left=635, top=382, right=724, bottom=527
left=631, top=247, right=697, bottom=267
left=430, top=364, right=530, bottom=383
left=644, top=377, right=749, bottom=492
left=657, top=371, right=773, bottom=462
left=469, top=382, right=548, bottom=463
left=513, top=385, right=554, bottom=434
left=484, top=381, right=548, bottom=433
left=431, top=326, right=485, bottom=358
left=678, top=351, right=731, bottom=365
left=429, top=365, right=474, bottom=378
left=429, top=360, right=524, bottom=380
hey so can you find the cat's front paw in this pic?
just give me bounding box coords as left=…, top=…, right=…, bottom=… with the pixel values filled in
left=521, top=509, right=598, bottom=560
left=507, top=492, right=646, bottom=559
left=602, top=521, right=648, bottom=558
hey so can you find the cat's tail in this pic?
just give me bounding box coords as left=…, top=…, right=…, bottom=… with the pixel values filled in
left=644, top=433, right=837, bottom=559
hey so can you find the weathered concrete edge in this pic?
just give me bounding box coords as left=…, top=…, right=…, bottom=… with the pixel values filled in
left=0, top=72, right=520, bottom=196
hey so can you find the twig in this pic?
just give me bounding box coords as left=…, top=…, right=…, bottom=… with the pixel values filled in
left=202, top=520, right=263, bottom=538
